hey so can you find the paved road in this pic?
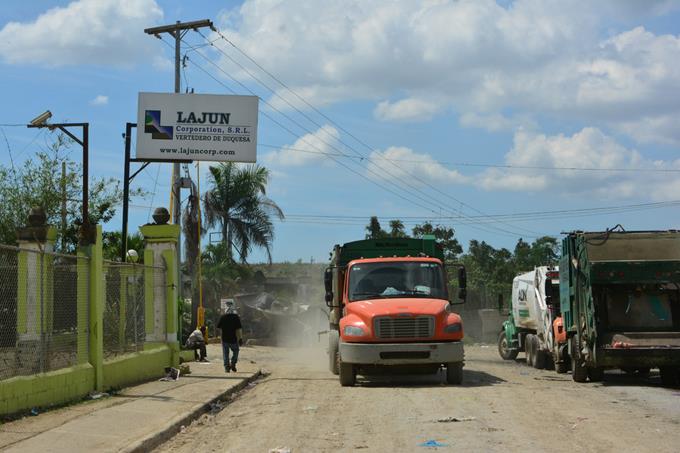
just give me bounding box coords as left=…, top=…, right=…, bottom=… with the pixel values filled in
left=157, top=344, right=680, bottom=452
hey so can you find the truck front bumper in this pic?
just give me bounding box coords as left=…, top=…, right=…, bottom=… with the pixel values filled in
left=339, top=340, right=464, bottom=366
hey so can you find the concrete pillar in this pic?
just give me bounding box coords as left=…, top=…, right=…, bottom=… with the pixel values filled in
left=140, top=207, right=180, bottom=366
left=15, top=208, right=57, bottom=374
left=81, top=225, right=104, bottom=391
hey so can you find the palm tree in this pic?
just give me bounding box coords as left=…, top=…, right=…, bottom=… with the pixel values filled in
left=203, top=163, right=284, bottom=263
left=389, top=220, right=406, bottom=238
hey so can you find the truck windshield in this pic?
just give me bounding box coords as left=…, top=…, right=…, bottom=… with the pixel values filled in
left=597, top=284, right=680, bottom=330
left=348, top=261, right=447, bottom=301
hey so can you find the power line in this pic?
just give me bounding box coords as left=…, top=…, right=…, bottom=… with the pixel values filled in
left=283, top=199, right=680, bottom=223
left=204, top=29, right=543, bottom=238
left=184, top=34, right=538, bottom=238
left=257, top=143, right=680, bottom=174
left=166, top=37, right=448, bottom=218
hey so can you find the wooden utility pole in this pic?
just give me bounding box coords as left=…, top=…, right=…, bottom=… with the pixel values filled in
left=144, top=20, right=214, bottom=229
left=143, top=19, right=214, bottom=328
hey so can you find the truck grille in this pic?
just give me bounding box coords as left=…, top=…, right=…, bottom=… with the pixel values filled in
left=374, top=316, right=434, bottom=339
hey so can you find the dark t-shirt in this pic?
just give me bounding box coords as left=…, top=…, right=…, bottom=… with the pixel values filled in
left=217, top=313, right=242, bottom=343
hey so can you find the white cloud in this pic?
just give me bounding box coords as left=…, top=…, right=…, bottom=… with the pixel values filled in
left=216, top=1, right=680, bottom=144
left=615, top=115, right=680, bottom=146
left=374, top=98, right=443, bottom=122
left=477, top=127, right=680, bottom=200
left=152, top=55, right=173, bottom=72
left=366, top=147, right=469, bottom=186
left=459, top=112, right=536, bottom=132
left=0, top=0, right=163, bottom=66
left=90, top=95, right=108, bottom=106
left=263, top=125, right=340, bottom=167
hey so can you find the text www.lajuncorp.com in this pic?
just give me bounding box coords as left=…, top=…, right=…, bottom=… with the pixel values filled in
left=159, top=147, right=236, bottom=157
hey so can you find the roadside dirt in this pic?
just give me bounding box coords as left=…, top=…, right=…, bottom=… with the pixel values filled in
left=157, top=344, right=680, bottom=452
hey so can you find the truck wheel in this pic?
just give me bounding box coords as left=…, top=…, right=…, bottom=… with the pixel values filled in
left=328, top=330, right=339, bottom=375
left=339, top=359, right=356, bottom=387
left=534, top=347, right=547, bottom=370
left=571, top=355, right=588, bottom=383
left=498, top=330, right=518, bottom=360
left=525, top=334, right=535, bottom=366
left=659, top=367, right=679, bottom=387
left=587, top=367, right=604, bottom=382
left=555, top=359, right=569, bottom=374
left=446, top=362, right=463, bottom=385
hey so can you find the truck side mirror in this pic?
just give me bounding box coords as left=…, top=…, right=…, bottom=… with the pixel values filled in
left=457, top=267, right=467, bottom=290
left=324, top=267, right=333, bottom=292
left=325, top=291, right=333, bottom=307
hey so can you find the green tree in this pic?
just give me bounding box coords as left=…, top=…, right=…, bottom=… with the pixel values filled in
left=388, top=219, right=406, bottom=238
left=203, top=163, right=284, bottom=263
left=412, top=222, right=463, bottom=261
left=512, top=236, right=559, bottom=272
left=365, top=216, right=387, bottom=239
left=513, top=238, right=532, bottom=272
left=529, top=236, right=560, bottom=266
left=0, top=134, right=143, bottom=251
left=102, top=232, right=145, bottom=262
left=461, top=239, right=514, bottom=308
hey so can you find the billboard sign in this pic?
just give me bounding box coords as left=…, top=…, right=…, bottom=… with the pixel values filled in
left=136, top=92, right=258, bottom=162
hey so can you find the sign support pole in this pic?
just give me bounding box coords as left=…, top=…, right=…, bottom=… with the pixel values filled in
left=144, top=19, right=215, bottom=313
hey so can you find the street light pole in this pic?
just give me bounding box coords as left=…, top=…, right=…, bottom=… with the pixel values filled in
left=27, top=121, right=93, bottom=244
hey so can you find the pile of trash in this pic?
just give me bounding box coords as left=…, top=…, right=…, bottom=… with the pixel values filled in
left=235, top=292, right=327, bottom=346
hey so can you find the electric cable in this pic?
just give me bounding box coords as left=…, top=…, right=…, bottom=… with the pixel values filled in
left=203, top=30, right=546, bottom=236
left=177, top=35, right=536, bottom=238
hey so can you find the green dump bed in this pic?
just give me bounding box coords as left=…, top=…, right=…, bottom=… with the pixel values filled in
left=332, top=237, right=444, bottom=267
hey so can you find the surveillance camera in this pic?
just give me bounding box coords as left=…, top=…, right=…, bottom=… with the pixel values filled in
left=30, top=110, right=52, bottom=126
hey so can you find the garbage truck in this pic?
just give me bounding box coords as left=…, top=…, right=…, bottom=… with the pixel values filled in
left=324, top=237, right=467, bottom=386
left=498, top=266, right=569, bottom=372
left=561, top=230, right=680, bottom=384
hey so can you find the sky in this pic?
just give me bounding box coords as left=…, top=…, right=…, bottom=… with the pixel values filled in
left=1, top=0, right=680, bottom=263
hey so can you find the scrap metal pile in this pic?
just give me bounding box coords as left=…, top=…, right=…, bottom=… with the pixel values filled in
left=234, top=292, right=327, bottom=346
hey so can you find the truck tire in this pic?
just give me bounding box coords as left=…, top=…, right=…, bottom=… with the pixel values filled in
left=339, top=359, right=356, bottom=387
left=446, top=362, right=463, bottom=385
left=328, top=330, right=339, bottom=375
left=525, top=334, right=535, bottom=366
left=534, top=347, right=547, bottom=370
left=660, top=367, right=679, bottom=387
left=555, top=359, right=569, bottom=374
left=587, top=367, right=604, bottom=382
left=571, top=355, right=588, bottom=383
left=498, top=330, right=518, bottom=360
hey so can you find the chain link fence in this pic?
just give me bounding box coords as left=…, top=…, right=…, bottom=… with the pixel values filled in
left=103, top=262, right=166, bottom=359
left=0, top=244, right=89, bottom=381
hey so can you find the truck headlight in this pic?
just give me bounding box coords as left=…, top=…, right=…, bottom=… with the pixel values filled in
left=343, top=325, right=365, bottom=336
left=444, top=323, right=462, bottom=333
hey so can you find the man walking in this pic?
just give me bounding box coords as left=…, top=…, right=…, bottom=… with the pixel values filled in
left=217, top=300, right=244, bottom=372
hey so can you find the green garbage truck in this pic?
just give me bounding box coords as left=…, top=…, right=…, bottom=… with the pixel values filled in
left=560, top=230, right=680, bottom=384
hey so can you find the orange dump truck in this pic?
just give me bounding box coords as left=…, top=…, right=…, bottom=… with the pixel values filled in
left=324, top=237, right=467, bottom=386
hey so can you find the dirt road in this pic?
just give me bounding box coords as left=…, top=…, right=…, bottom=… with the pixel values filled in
left=157, top=344, right=680, bottom=452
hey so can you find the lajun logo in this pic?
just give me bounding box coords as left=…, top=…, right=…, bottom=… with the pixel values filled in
left=144, top=110, right=173, bottom=140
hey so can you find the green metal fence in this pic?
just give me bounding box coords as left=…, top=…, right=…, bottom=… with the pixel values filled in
left=0, top=244, right=89, bottom=380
